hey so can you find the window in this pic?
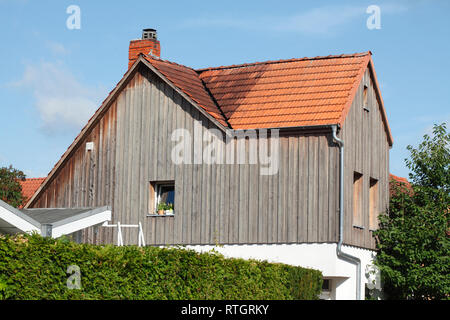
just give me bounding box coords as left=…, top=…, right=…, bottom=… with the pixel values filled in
left=319, top=279, right=332, bottom=300
left=353, top=172, right=363, bottom=227
left=149, top=181, right=175, bottom=215
left=322, top=279, right=331, bottom=292
left=369, top=178, right=379, bottom=230
left=363, top=85, right=369, bottom=111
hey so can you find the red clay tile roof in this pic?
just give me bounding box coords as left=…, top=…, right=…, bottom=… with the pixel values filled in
left=19, top=178, right=45, bottom=206
left=144, top=52, right=386, bottom=134
left=197, top=53, right=371, bottom=129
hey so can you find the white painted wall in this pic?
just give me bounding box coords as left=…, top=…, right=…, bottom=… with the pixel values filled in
left=184, top=243, right=381, bottom=300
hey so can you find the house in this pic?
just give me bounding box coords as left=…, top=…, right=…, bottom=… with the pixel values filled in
left=21, top=29, right=393, bottom=299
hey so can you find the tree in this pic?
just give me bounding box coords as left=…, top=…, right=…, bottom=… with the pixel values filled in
left=375, top=123, right=450, bottom=299
left=0, top=165, right=26, bottom=208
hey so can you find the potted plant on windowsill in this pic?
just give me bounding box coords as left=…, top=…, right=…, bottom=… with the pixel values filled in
left=165, top=203, right=174, bottom=215
left=157, top=202, right=167, bottom=215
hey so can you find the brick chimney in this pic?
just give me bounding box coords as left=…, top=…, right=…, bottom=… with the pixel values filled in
left=128, top=28, right=160, bottom=68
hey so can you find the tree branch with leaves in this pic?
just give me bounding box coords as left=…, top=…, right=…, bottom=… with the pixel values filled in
left=0, top=165, right=26, bottom=208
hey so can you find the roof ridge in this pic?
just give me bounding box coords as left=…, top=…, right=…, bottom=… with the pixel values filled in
left=143, top=54, right=198, bottom=72
left=196, top=51, right=372, bottom=72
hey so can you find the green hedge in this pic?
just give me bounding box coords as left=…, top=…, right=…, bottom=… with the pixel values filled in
left=0, top=234, right=322, bottom=300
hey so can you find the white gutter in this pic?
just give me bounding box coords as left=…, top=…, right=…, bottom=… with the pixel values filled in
left=331, top=125, right=362, bottom=300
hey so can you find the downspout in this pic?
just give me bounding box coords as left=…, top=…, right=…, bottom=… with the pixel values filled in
left=331, top=125, right=362, bottom=300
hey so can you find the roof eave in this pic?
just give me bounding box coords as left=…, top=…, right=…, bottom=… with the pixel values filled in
left=367, top=57, right=394, bottom=147
left=337, top=54, right=393, bottom=147
left=25, top=56, right=229, bottom=208
left=25, top=59, right=143, bottom=208
left=232, top=123, right=338, bottom=132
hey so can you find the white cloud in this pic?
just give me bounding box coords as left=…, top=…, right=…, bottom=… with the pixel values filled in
left=183, top=3, right=407, bottom=35
left=13, top=61, right=106, bottom=134
left=45, top=41, right=69, bottom=55
left=275, top=6, right=363, bottom=34
left=380, top=3, right=409, bottom=14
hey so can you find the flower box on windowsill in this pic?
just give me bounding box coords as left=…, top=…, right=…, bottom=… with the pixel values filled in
left=165, top=210, right=174, bottom=216
left=147, top=213, right=174, bottom=217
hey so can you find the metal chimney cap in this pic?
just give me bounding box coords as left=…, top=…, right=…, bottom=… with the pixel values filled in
left=142, top=28, right=157, bottom=40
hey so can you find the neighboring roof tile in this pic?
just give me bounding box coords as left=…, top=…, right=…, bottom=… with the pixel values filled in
left=389, top=173, right=413, bottom=196
left=389, top=174, right=409, bottom=185
left=197, top=53, right=371, bottom=129
left=19, top=178, right=45, bottom=207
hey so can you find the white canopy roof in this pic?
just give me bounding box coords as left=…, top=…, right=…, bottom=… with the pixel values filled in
left=0, top=199, right=111, bottom=238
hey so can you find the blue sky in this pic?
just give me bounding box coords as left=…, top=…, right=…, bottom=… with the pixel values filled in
left=0, top=0, right=449, bottom=179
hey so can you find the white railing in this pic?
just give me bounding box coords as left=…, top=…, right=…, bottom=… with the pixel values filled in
left=102, top=221, right=145, bottom=247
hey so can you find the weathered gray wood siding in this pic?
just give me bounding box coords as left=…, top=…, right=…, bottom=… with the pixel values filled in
left=29, top=64, right=391, bottom=248
left=339, top=69, right=390, bottom=249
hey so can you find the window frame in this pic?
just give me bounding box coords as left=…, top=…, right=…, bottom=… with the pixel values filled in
left=363, top=84, right=370, bottom=112
left=352, top=172, right=364, bottom=228
left=369, top=178, right=379, bottom=231
left=148, top=181, right=175, bottom=216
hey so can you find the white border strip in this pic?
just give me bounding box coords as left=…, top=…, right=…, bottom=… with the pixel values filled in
left=0, top=206, right=40, bottom=234
left=52, top=210, right=111, bottom=238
